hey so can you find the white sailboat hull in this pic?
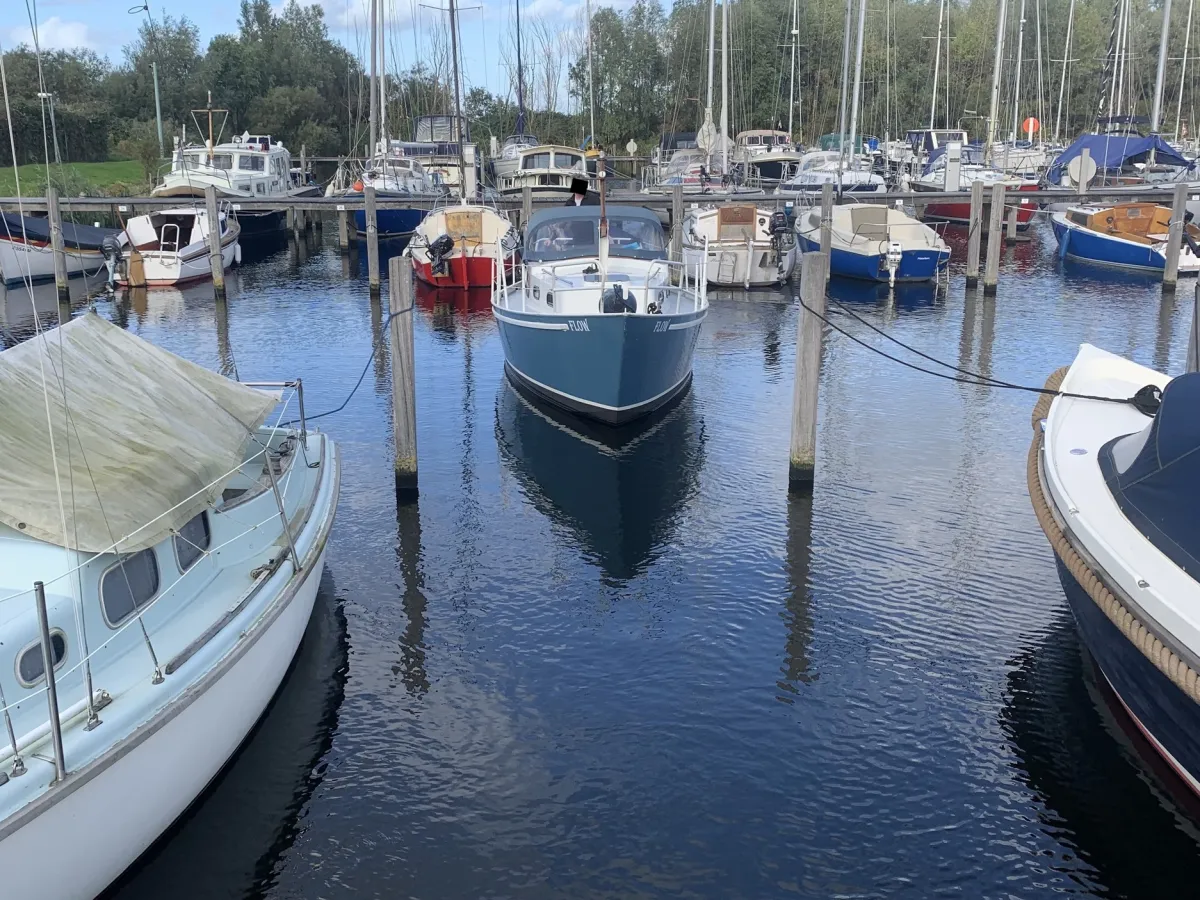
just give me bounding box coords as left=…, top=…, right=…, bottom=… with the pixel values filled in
left=0, top=239, right=105, bottom=285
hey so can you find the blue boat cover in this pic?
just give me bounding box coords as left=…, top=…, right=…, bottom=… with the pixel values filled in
left=1099, top=372, right=1200, bottom=579
left=1047, top=134, right=1192, bottom=184
left=0, top=212, right=116, bottom=251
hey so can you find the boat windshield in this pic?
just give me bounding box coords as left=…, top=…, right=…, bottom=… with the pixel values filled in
left=525, top=214, right=667, bottom=262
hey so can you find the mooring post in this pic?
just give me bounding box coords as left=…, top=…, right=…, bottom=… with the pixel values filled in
left=1164, top=182, right=1187, bottom=290
left=983, top=183, right=1005, bottom=294
left=388, top=254, right=418, bottom=497
left=1077, top=147, right=1091, bottom=195
left=204, top=184, right=227, bottom=300
left=966, top=179, right=983, bottom=286
left=365, top=185, right=380, bottom=295
left=819, top=182, right=834, bottom=256
left=337, top=206, right=350, bottom=250
left=789, top=251, right=830, bottom=491
left=671, top=182, right=684, bottom=262
left=300, top=143, right=307, bottom=183
left=1188, top=280, right=1199, bottom=373
left=46, top=186, right=69, bottom=305
left=1005, top=203, right=1018, bottom=245
left=286, top=207, right=295, bottom=231
left=522, top=185, right=533, bottom=230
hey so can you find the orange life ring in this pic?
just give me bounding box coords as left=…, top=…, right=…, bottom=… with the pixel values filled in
left=353, top=180, right=364, bottom=192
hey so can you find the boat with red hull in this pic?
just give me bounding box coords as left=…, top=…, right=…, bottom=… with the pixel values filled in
left=409, top=204, right=517, bottom=289
left=914, top=182, right=1040, bottom=231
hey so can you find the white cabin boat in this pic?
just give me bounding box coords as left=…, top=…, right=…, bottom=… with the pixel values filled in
left=796, top=204, right=950, bottom=284
left=497, top=145, right=589, bottom=201
left=491, top=133, right=541, bottom=184
left=682, top=204, right=797, bottom=287
left=779, top=151, right=886, bottom=194
left=0, top=312, right=340, bottom=898
left=109, top=206, right=240, bottom=287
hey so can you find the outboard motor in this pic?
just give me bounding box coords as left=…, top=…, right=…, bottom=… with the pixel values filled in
left=601, top=283, right=637, bottom=314
left=428, top=233, right=455, bottom=277
left=769, top=209, right=790, bottom=236
left=769, top=208, right=795, bottom=254
left=101, top=234, right=123, bottom=288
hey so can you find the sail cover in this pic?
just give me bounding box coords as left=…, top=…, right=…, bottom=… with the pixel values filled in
left=0, top=313, right=279, bottom=553
left=1047, top=134, right=1192, bottom=184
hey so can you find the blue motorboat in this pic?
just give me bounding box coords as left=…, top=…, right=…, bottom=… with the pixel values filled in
left=795, top=203, right=950, bottom=283
left=1051, top=203, right=1200, bottom=273
left=342, top=157, right=444, bottom=237
left=492, top=206, right=708, bottom=425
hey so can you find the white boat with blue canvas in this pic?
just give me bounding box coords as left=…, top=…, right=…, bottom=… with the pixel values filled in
left=492, top=205, right=708, bottom=425
left=0, top=313, right=340, bottom=898
left=795, top=204, right=949, bottom=284
left=1051, top=203, right=1200, bottom=274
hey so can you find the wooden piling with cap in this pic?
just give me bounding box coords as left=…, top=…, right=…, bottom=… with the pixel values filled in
left=983, top=183, right=1005, bottom=294
left=389, top=254, right=418, bottom=496
left=204, top=184, right=227, bottom=300
left=965, top=180, right=983, bottom=286
left=338, top=206, right=350, bottom=251
left=1164, top=181, right=1187, bottom=290
left=46, top=186, right=69, bottom=305
left=365, top=184, right=380, bottom=295
left=1005, top=203, right=1018, bottom=245
left=789, top=251, right=830, bottom=491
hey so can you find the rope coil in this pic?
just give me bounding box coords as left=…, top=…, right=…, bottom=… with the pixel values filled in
left=1027, top=367, right=1200, bottom=705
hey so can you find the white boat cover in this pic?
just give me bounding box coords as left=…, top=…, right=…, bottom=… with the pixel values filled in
left=0, top=312, right=278, bottom=553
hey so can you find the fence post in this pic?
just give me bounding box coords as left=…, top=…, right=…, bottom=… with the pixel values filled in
left=46, top=186, right=69, bottom=305
left=790, top=251, right=830, bottom=491
left=966, top=179, right=983, bottom=286
left=983, top=182, right=1005, bottom=294
left=365, top=185, right=380, bottom=296
left=204, top=184, right=227, bottom=301
left=671, top=182, right=684, bottom=262
left=1164, top=181, right=1187, bottom=290
left=389, top=254, right=418, bottom=497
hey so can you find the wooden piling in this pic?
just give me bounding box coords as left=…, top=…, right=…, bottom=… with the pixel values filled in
left=365, top=185, right=380, bottom=295
left=46, top=186, right=69, bottom=305
left=671, top=183, right=684, bottom=262
left=983, top=183, right=1005, bottom=294
left=1164, top=181, right=1187, bottom=290
left=522, top=185, right=533, bottom=230
left=965, top=180, right=983, bottom=286
left=286, top=207, right=295, bottom=232
left=388, top=254, right=418, bottom=496
left=1004, top=203, right=1018, bottom=245
left=1188, top=280, right=1199, bottom=373
left=789, top=251, right=829, bottom=491
left=1077, top=147, right=1091, bottom=194
left=204, top=184, right=226, bottom=300
left=337, top=206, right=350, bottom=251
left=819, top=182, right=833, bottom=257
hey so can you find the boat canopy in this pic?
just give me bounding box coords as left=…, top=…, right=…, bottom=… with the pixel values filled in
left=0, top=213, right=116, bottom=252
left=1099, top=372, right=1200, bottom=579
left=1047, top=134, right=1192, bottom=183
left=0, top=313, right=278, bottom=553
left=523, top=206, right=667, bottom=263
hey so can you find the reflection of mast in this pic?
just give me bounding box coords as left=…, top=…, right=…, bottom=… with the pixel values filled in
left=782, top=492, right=816, bottom=685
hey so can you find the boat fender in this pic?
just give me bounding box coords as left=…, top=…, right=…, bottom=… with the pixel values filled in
left=234, top=242, right=242, bottom=266
left=601, top=283, right=636, bottom=314
left=1058, top=227, right=1070, bottom=261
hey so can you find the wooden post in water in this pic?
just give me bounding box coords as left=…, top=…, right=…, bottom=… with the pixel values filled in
left=966, top=180, right=984, bottom=286
left=1164, top=182, right=1188, bottom=290
left=983, top=183, right=1005, bottom=294
left=671, top=183, right=684, bottom=262
left=337, top=206, right=350, bottom=251
left=286, top=207, right=295, bottom=232
left=204, top=184, right=227, bottom=300
left=46, top=186, right=69, bottom=305
left=365, top=185, right=380, bottom=295
left=1077, top=148, right=1091, bottom=195
left=819, top=182, right=833, bottom=287
left=522, top=185, right=533, bottom=230
left=388, top=254, right=418, bottom=497
left=1004, top=203, right=1018, bottom=244
left=789, top=251, right=829, bottom=491
left=1188, top=280, right=1200, bottom=373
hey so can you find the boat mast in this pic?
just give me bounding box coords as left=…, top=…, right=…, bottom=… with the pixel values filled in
left=1010, top=0, right=1026, bottom=142
left=1176, top=0, right=1195, bottom=141
left=1151, top=0, right=1174, bottom=134
left=788, top=0, right=799, bottom=139
left=380, top=0, right=387, bottom=149
left=1114, top=0, right=1129, bottom=121
left=930, top=0, right=946, bottom=130
left=1054, top=0, right=1076, bottom=142
left=846, top=0, right=867, bottom=168
left=720, top=0, right=729, bottom=173
left=586, top=0, right=597, bottom=148
left=1035, top=0, right=1045, bottom=138
left=515, top=0, right=527, bottom=134
left=206, top=91, right=214, bottom=164
left=448, top=0, right=465, bottom=190
left=836, top=0, right=853, bottom=161
left=701, top=0, right=717, bottom=166
left=985, top=0, right=1008, bottom=164
left=369, top=0, right=378, bottom=162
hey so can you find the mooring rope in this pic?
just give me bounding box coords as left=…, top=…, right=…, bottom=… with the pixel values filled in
left=1027, top=367, right=1200, bottom=705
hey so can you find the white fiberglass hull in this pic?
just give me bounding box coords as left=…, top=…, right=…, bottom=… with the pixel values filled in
left=0, top=539, right=328, bottom=900
left=682, top=241, right=796, bottom=287
left=0, top=239, right=105, bottom=285
left=117, top=239, right=238, bottom=287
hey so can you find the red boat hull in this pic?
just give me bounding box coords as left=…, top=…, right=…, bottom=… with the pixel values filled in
left=916, top=184, right=1040, bottom=231
left=413, top=255, right=506, bottom=289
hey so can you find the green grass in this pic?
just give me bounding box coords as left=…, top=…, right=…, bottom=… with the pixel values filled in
left=0, top=160, right=149, bottom=197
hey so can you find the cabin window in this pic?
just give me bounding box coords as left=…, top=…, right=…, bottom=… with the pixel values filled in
left=16, top=630, right=67, bottom=687
left=522, top=153, right=552, bottom=170
left=174, top=512, right=211, bottom=573
left=238, top=155, right=265, bottom=171
left=210, top=154, right=234, bottom=170
left=101, top=549, right=160, bottom=627
left=556, top=153, right=583, bottom=169
left=256, top=182, right=265, bottom=194
left=748, top=136, right=761, bottom=145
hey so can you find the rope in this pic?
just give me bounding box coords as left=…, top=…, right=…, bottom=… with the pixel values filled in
left=1027, top=368, right=1200, bottom=705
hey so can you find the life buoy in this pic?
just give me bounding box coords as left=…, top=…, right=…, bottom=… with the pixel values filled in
left=353, top=180, right=364, bottom=192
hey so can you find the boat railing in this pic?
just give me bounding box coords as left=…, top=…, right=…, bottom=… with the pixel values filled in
left=0, top=383, right=310, bottom=785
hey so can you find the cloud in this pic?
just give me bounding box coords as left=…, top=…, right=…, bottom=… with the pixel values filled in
left=9, top=16, right=95, bottom=51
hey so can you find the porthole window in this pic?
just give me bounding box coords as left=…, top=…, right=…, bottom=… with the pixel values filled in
left=17, top=630, right=67, bottom=687
left=101, top=549, right=160, bottom=627
left=173, top=512, right=211, bottom=573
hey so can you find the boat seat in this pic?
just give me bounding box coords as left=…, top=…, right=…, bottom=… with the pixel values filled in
left=850, top=206, right=889, bottom=241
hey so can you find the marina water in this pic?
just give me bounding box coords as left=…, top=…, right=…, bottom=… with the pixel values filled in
left=7, top=222, right=1196, bottom=898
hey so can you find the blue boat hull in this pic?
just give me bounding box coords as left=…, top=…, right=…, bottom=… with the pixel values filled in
left=797, top=235, right=948, bottom=282
left=349, top=199, right=426, bottom=237
left=1052, top=218, right=1166, bottom=271
left=1056, top=556, right=1200, bottom=793
left=494, top=308, right=706, bottom=425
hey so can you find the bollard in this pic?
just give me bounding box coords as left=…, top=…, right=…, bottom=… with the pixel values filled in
left=389, top=255, right=418, bottom=497
left=522, top=185, right=533, bottom=230
left=671, top=183, right=684, bottom=262
left=338, top=206, right=350, bottom=251
left=789, top=251, right=829, bottom=491
left=46, top=186, right=69, bottom=305
left=1005, top=203, right=1018, bottom=244
left=365, top=185, right=380, bottom=295
left=204, top=184, right=226, bottom=300
left=983, top=182, right=1005, bottom=294
left=966, top=180, right=983, bottom=286
left=1164, top=182, right=1187, bottom=290
left=1188, top=280, right=1199, bottom=373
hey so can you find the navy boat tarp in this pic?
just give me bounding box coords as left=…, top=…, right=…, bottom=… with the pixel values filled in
left=1047, top=134, right=1192, bottom=184
left=0, top=213, right=116, bottom=251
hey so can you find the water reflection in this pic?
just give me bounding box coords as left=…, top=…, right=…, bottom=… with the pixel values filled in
left=826, top=276, right=942, bottom=311
left=105, top=574, right=349, bottom=900
left=415, top=283, right=493, bottom=345
left=780, top=491, right=816, bottom=691
left=494, top=382, right=705, bottom=582
left=0, top=276, right=95, bottom=343
left=1000, top=617, right=1200, bottom=897
left=394, top=497, right=430, bottom=696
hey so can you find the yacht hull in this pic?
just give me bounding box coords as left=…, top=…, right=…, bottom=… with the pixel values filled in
left=414, top=255, right=501, bottom=289
left=0, top=239, right=105, bottom=285
left=1050, top=216, right=1196, bottom=273
left=353, top=206, right=426, bottom=238
left=797, top=235, right=948, bottom=282
left=494, top=308, right=705, bottom=425
left=682, top=241, right=796, bottom=287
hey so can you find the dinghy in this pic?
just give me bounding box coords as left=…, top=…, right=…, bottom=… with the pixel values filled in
left=1051, top=203, right=1200, bottom=274
left=795, top=204, right=949, bottom=284
left=682, top=204, right=797, bottom=287
left=408, top=202, right=517, bottom=288
left=0, top=312, right=340, bottom=898
left=1030, top=345, right=1200, bottom=795
left=492, top=204, right=707, bottom=424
